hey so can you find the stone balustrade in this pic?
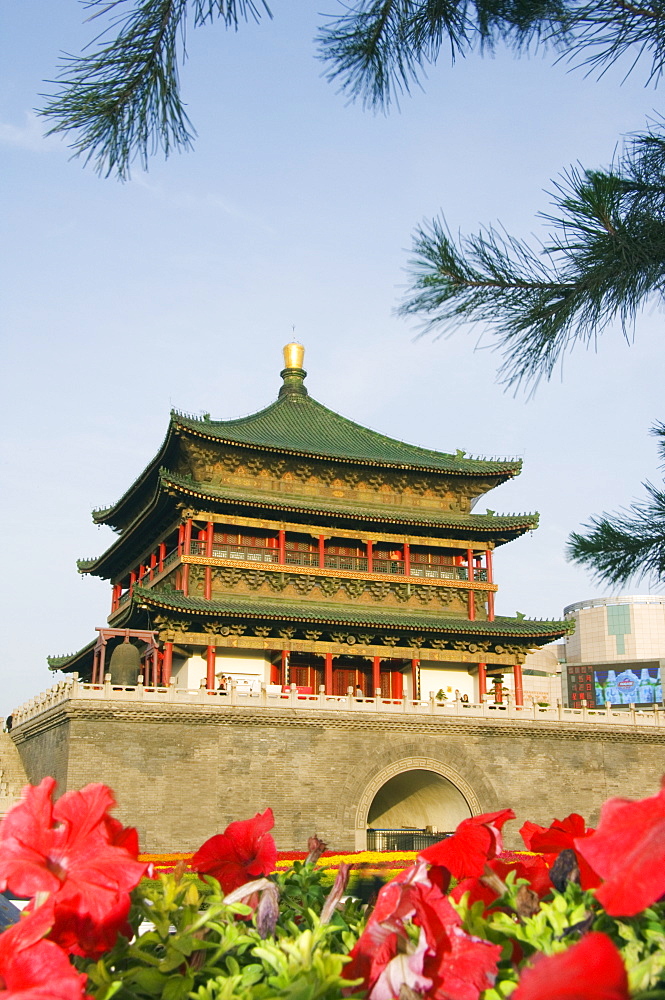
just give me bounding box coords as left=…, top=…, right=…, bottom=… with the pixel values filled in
left=10, top=675, right=665, bottom=730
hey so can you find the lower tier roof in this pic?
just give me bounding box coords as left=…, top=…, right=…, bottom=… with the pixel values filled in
left=127, top=587, right=568, bottom=639
left=48, top=590, right=570, bottom=675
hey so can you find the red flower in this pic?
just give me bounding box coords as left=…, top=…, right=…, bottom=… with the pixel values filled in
left=0, top=907, right=87, bottom=999
left=575, top=781, right=665, bottom=916
left=419, top=809, right=515, bottom=879
left=190, top=808, right=277, bottom=893
left=511, top=932, right=629, bottom=1000
left=0, top=778, right=147, bottom=958
left=451, top=853, right=552, bottom=910
left=520, top=813, right=600, bottom=890
left=346, top=858, right=501, bottom=1000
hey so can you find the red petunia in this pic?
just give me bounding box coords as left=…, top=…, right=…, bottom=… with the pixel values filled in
left=451, top=853, right=552, bottom=910
left=0, top=778, right=147, bottom=958
left=511, top=932, right=629, bottom=1000
left=575, top=781, right=665, bottom=916
left=419, top=809, right=515, bottom=879
left=0, top=906, right=87, bottom=999
left=520, top=813, right=600, bottom=890
left=346, top=858, right=501, bottom=1000
left=190, top=808, right=277, bottom=893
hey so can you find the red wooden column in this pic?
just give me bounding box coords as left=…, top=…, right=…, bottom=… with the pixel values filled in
left=278, top=529, right=286, bottom=564
left=411, top=659, right=420, bottom=700
left=129, top=571, right=136, bottom=596
left=366, top=540, right=373, bottom=573
left=204, top=521, right=214, bottom=601
left=466, top=548, right=475, bottom=621
left=281, top=650, right=289, bottom=686
left=182, top=519, right=193, bottom=596
left=513, top=663, right=524, bottom=707
left=372, top=656, right=381, bottom=694
left=486, top=548, right=495, bottom=620
left=206, top=645, right=216, bottom=690
left=111, top=585, right=121, bottom=613
left=318, top=536, right=326, bottom=569
left=477, top=662, right=487, bottom=699
left=98, top=642, right=108, bottom=682
left=158, top=543, right=166, bottom=573
left=325, top=652, right=333, bottom=694
left=403, top=542, right=411, bottom=577
left=393, top=666, right=403, bottom=699
left=151, top=647, right=159, bottom=686
left=149, top=553, right=157, bottom=581
left=162, top=642, right=173, bottom=684
left=177, top=524, right=185, bottom=556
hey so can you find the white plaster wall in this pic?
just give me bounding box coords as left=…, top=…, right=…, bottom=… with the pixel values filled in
left=172, top=649, right=271, bottom=689
left=419, top=662, right=474, bottom=701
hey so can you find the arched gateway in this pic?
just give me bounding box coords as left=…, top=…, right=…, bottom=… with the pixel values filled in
left=354, top=757, right=481, bottom=850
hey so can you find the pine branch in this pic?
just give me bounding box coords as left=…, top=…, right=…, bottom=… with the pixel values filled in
left=317, top=0, right=570, bottom=108
left=567, top=0, right=665, bottom=85
left=400, top=127, right=665, bottom=388
left=41, top=0, right=271, bottom=179
left=568, top=481, right=665, bottom=585
left=318, top=0, right=665, bottom=110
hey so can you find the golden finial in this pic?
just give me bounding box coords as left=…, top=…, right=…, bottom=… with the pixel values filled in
left=283, top=342, right=305, bottom=370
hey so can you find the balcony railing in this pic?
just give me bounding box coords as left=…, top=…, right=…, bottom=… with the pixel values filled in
left=372, top=558, right=405, bottom=575
left=184, top=541, right=488, bottom=581
left=324, top=554, right=368, bottom=572
left=190, top=541, right=279, bottom=563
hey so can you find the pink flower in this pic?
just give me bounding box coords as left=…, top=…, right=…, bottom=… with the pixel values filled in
left=0, top=778, right=147, bottom=958
left=419, top=809, right=515, bottom=879
left=511, top=932, right=629, bottom=1000
left=371, top=927, right=432, bottom=1000
left=190, top=808, right=278, bottom=893
left=0, top=907, right=87, bottom=999
left=346, top=858, right=501, bottom=1000
left=575, top=780, right=665, bottom=916
left=520, top=814, right=600, bottom=890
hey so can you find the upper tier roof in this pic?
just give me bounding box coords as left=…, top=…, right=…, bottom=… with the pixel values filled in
left=173, top=396, right=521, bottom=475
left=93, top=345, right=522, bottom=531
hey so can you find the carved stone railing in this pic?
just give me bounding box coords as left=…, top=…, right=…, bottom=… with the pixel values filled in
left=10, top=676, right=665, bottom=730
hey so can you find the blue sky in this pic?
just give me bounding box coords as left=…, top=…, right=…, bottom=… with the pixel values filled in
left=1, top=2, right=664, bottom=715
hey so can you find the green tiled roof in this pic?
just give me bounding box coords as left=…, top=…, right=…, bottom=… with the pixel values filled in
left=92, top=371, right=522, bottom=531
left=79, top=468, right=539, bottom=579
left=160, top=470, right=539, bottom=534
left=132, top=587, right=570, bottom=639
left=173, top=394, right=521, bottom=475
left=47, top=639, right=95, bottom=671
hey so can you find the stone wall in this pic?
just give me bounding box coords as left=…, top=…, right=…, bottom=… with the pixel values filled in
left=0, top=732, right=28, bottom=817
left=10, top=699, right=665, bottom=852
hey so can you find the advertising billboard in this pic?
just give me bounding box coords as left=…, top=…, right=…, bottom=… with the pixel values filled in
left=594, top=666, right=662, bottom=706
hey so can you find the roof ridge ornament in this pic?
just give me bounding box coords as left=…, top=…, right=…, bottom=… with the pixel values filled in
left=279, top=342, right=308, bottom=399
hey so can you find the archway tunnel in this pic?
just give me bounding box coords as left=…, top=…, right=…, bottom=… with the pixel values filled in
left=367, top=769, right=472, bottom=845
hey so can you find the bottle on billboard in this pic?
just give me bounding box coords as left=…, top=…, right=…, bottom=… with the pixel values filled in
left=615, top=669, right=640, bottom=704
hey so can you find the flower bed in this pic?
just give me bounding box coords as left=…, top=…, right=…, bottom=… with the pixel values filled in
left=1, top=778, right=664, bottom=999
